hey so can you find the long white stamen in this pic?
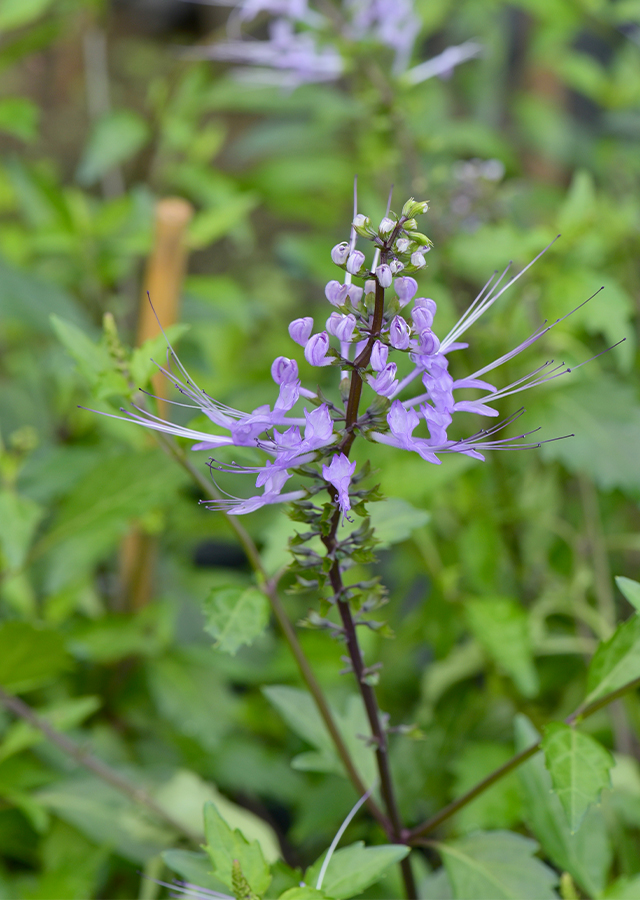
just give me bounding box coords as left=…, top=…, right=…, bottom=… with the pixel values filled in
left=316, top=788, right=373, bottom=891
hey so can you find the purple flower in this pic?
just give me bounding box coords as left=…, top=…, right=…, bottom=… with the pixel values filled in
left=389, top=315, right=411, bottom=350
left=411, top=251, right=426, bottom=269
left=289, top=317, right=314, bottom=345
left=411, top=301, right=436, bottom=331
left=271, top=356, right=299, bottom=384
left=304, top=331, right=332, bottom=366
left=322, top=452, right=357, bottom=516
left=394, top=276, right=418, bottom=306
left=325, top=280, right=351, bottom=306
left=326, top=312, right=357, bottom=342
left=370, top=340, right=389, bottom=371
left=375, top=264, right=392, bottom=288
left=346, top=250, right=365, bottom=275
left=331, top=242, right=350, bottom=265
left=366, top=362, right=398, bottom=397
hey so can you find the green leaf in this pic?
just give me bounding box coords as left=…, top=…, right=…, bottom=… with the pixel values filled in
left=465, top=597, right=539, bottom=697
left=263, top=685, right=337, bottom=768
left=0, top=621, right=70, bottom=693
left=49, top=314, right=111, bottom=387
left=305, top=843, right=410, bottom=900
left=556, top=169, right=597, bottom=236
left=514, top=715, right=611, bottom=897
left=541, top=723, right=613, bottom=832
left=601, top=875, right=640, bottom=899
left=278, top=889, right=327, bottom=900
left=203, top=801, right=271, bottom=896
left=367, top=498, right=429, bottom=546
left=0, top=0, right=54, bottom=30
left=585, top=615, right=640, bottom=704
left=436, top=831, right=558, bottom=900
left=536, top=378, right=640, bottom=492
left=129, top=323, right=191, bottom=388
left=187, top=193, right=258, bottom=248
left=162, top=850, right=230, bottom=895
left=203, top=585, right=270, bottom=655
left=0, top=97, right=39, bottom=141
left=0, top=489, right=43, bottom=571
left=615, top=576, right=640, bottom=613
left=76, top=110, right=150, bottom=185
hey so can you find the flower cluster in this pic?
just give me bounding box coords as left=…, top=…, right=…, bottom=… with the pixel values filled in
left=192, top=0, right=481, bottom=88
left=95, top=194, right=592, bottom=521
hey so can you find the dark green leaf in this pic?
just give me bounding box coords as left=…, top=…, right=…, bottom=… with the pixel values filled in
left=0, top=622, right=70, bottom=693
left=305, top=842, right=410, bottom=900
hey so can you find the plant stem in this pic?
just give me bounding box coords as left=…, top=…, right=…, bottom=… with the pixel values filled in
left=155, top=433, right=390, bottom=833
left=406, top=674, right=640, bottom=841
left=323, top=274, right=418, bottom=899
left=0, top=686, right=202, bottom=845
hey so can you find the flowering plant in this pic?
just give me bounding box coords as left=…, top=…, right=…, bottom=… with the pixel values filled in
left=86, top=193, right=636, bottom=900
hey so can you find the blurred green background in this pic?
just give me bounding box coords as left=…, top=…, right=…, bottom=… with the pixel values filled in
left=0, top=0, right=639, bottom=897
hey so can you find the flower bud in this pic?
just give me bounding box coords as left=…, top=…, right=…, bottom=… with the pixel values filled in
left=364, top=279, right=376, bottom=295
left=366, top=362, right=398, bottom=398
left=325, top=280, right=350, bottom=306
left=326, top=312, right=356, bottom=342
left=347, top=284, right=364, bottom=305
left=389, top=259, right=405, bottom=274
left=378, top=216, right=395, bottom=236
left=394, top=276, right=418, bottom=307
left=396, top=238, right=411, bottom=253
left=405, top=231, right=432, bottom=247
left=289, top=317, right=314, bottom=346
left=346, top=250, right=365, bottom=275
left=353, top=215, right=374, bottom=238
left=271, top=356, right=299, bottom=385
left=402, top=198, right=429, bottom=218
left=331, top=242, right=350, bottom=265
left=411, top=251, right=426, bottom=269
left=371, top=340, right=389, bottom=371
left=418, top=328, right=441, bottom=356
left=304, top=331, right=332, bottom=366
left=412, top=304, right=435, bottom=331
left=389, top=316, right=411, bottom=350
left=375, top=264, right=392, bottom=288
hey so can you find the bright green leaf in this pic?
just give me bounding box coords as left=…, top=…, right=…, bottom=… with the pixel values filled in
left=601, top=875, right=640, bottom=899
left=585, top=615, right=640, bottom=704
left=437, top=831, right=557, bottom=900
left=50, top=315, right=110, bottom=387
left=278, top=888, right=327, bottom=900
left=0, top=97, right=39, bottom=142
left=0, top=489, right=43, bottom=571
left=203, top=801, right=271, bottom=896
left=542, top=723, right=613, bottom=832
left=129, top=323, right=191, bottom=388
left=465, top=597, right=539, bottom=697
left=615, top=576, right=640, bottom=613
left=187, top=193, right=258, bottom=248
left=556, top=169, right=597, bottom=236
left=305, top=842, right=410, bottom=900
left=514, top=715, right=611, bottom=897
left=0, top=621, right=70, bottom=693
left=0, top=0, right=54, bottom=30
left=76, top=110, right=150, bottom=185
left=203, top=585, right=269, bottom=655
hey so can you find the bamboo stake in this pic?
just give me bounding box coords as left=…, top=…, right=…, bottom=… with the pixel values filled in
left=119, top=198, right=193, bottom=610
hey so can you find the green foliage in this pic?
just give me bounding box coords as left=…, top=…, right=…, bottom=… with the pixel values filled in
left=203, top=802, right=271, bottom=897
left=204, top=585, right=270, bottom=655
left=437, top=831, right=558, bottom=900
left=542, top=723, right=613, bottom=833
left=586, top=615, right=640, bottom=704
left=0, top=622, right=69, bottom=693
left=305, top=842, right=410, bottom=899
left=465, top=597, right=539, bottom=697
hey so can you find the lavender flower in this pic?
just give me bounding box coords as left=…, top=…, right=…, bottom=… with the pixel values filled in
left=89, top=194, right=601, bottom=521
left=189, top=0, right=481, bottom=89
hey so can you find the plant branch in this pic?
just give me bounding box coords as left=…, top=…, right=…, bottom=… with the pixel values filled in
left=154, top=433, right=389, bottom=833
left=323, top=271, right=417, bottom=899
left=407, top=674, right=640, bottom=841
left=0, top=686, right=202, bottom=845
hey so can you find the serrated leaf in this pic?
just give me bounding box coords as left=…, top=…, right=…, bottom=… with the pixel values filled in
left=203, top=802, right=271, bottom=896
left=465, top=597, right=539, bottom=697
left=0, top=621, right=70, bottom=693
left=615, top=576, right=640, bottom=612
left=585, top=615, right=640, bottom=704
left=305, top=842, right=410, bottom=900
left=437, top=831, right=557, bottom=900
left=76, top=110, right=150, bottom=185
left=542, top=723, right=613, bottom=832
left=203, top=585, right=269, bottom=655
left=514, top=715, right=611, bottom=897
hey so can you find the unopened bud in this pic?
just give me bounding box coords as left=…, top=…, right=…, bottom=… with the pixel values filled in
left=271, top=356, right=299, bottom=385
left=389, top=259, right=405, bottom=274
left=289, top=317, right=314, bottom=346
left=379, top=216, right=395, bottom=236
left=331, top=242, right=350, bottom=265
left=389, top=316, right=411, bottom=350
left=304, top=332, right=332, bottom=366
left=394, top=276, right=418, bottom=307
left=326, top=312, right=356, bottom=342
left=346, top=250, right=366, bottom=275
left=371, top=340, right=389, bottom=371
left=325, top=280, right=350, bottom=306
left=411, top=252, right=426, bottom=269
left=375, top=264, right=392, bottom=288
